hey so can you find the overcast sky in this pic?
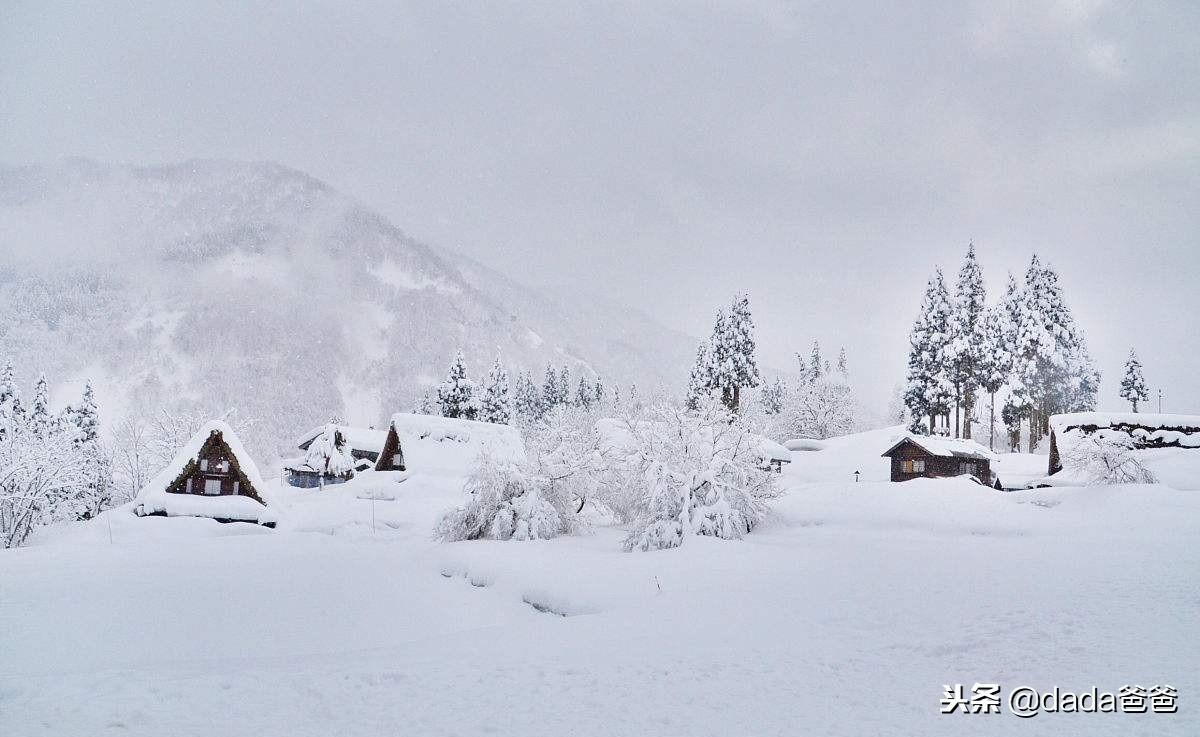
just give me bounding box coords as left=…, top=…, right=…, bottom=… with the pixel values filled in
left=3, top=0, right=1198, bottom=414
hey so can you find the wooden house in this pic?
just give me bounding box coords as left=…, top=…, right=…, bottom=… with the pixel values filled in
left=374, top=421, right=406, bottom=471
left=295, top=424, right=386, bottom=465
left=881, top=434, right=993, bottom=484
left=285, top=424, right=359, bottom=488
left=133, top=421, right=277, bottom=527
left=1047, top=412, right=1200, bottom=475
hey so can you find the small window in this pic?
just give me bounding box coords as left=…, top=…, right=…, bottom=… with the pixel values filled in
left=200, top=458, right=208, bottom=471
left=960, top=462, right=975, bottom=475
left=203, top=478, right=222, bottom=495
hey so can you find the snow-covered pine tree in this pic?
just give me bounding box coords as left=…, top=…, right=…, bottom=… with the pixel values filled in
left=947, top=243, right=987, bottom=439
left=1013, top=255, right=1098, bottom=450
left=593, top=376, right=605, bottom=405
left=1119, top=348, right=1149, bottom=412
left=836, top=347, right=848, bottom=377
left=67, top=381, right=101, bottom=444
left=417, top=390, right=435, bottom=415
left=479, top=355, right=513, bottom=425
left=904, top=270, right=954, bottom=434
left=541, top=365, right=561, bottom=411
left=707, top=295, right=761, bottom=412
left=513, top=371, right=543, bottom=423
left=574, top=376, right=593, bottom=409
left=807, top=341, right=823, bottom=384
left=685, top=341, right=714, bottom=411
left=977, top=304, right=1011, bottom=450
left=0, top=361, right=21, bottom=438
left=559, top=365, right=573, bottom=406
left=304, top=425, right=356, bottom=482
left=28, top=374, right=52, bottom=438
left=437, top=351, right=476, bottom=419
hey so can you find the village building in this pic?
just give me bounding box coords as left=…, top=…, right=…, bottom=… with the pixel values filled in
left=758, top=438, right=792, bottom=473
left=295, top=424, right=386, bottom=465
left=374, top=420, right=407, bottom=471
left=133, top=420, right=277, bottom=527
left=1047, top=412, right=1200, bottom=475
left=881, top=434, right=994, bottom=484
left=285, top=424, right=360, bottom=488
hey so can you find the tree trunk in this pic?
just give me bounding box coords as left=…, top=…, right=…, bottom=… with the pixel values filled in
left=929, top=413, right=936, bottom=435
left=732, top=385, right=741, bottom=413
left=988, top=392, right=995, bottom=451
left=962, top=389, right=974, bottom=439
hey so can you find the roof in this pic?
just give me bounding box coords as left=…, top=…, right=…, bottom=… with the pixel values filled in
left=388, top=412, right=526, bottom=470
left=133, top=420, right=276, bottom=524
left=296, top=424, right=387, bottom=453
left=759, top=438, right=792, bottom=463
left=881, top=434, right=994, bottom=461
left=1049, top=412, right=1200, bottom=434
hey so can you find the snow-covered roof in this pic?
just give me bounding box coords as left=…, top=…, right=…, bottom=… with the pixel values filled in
left=133, top=420, right=275, bottom=524
left=1049, top=412, right=1200, bottom=433
left=785, top=438, right=826, bottom=452
left=388, top=412, right=526, bottom=471
left=881, top=434, right=994, bottom=461
left=295, top=424, right=387, bottom=453
left=759, top=438, right=792, bottom=463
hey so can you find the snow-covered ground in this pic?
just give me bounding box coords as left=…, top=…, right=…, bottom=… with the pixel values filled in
left=2, top=428, right=1198, bottom=736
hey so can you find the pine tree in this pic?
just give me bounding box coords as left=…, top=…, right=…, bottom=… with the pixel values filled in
left=437, top=351, right=476, bottom=419
left=759, top=377, right=785, bottom=415
left=28, top=374, right=52, bottom=438
left=479, top=355, right=513, bottom=424
left=807, top=341, right=823, bottom=384
left=947, top=244, right=987, bottom=438
left=1013, top=255, right=1098, bottom=450
left=541, top=365, right=561, bottom=410
left=0, top=361, right=21, bottom=437
left=593, top=376, right=605, bottom=405
left=904, top=270, right=954, bottom=434
left=417, top=390, right=435, bottom=415
left=836, top=347, right=848, bottom=377
left=513, top=371, right=543, bottom=422
left=977, top=304, right=1011, bottom=450
left=707, top=295, right=762, bottom=412
left=68, top=381, right=101, bottom=444
left=1119, top=349, right=1148, bottom=413
left=559, top=365, right=572, bottom=406
left=574, top=376, right=593, bottom=409
left=685, top=341, right=714, bottom=411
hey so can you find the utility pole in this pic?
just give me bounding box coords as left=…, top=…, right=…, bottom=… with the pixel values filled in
left=1158, top=389, right=1163, bottom=413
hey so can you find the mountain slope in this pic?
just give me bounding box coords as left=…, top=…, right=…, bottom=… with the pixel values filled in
left=0, top=158, right=694, bottom=458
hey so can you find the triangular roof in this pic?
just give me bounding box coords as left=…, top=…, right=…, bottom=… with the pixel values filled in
left=137, top=420, right=267, bottom=504
left=881, top=434, right=993, bottom=461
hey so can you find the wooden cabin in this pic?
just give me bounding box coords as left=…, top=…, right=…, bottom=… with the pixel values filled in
left=374, top=421, right=406, bottom=471
left=881, top=435, right=993, bottom=484
left=1048, top=412, right=1200, bottom=475
left=133, top=421, right=277, bottom=527
left=296, top=424, right=386, bottom=465
left=285, top=425, right=358, bottom=488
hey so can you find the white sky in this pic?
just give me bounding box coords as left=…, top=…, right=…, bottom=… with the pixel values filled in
left=2, top=1, right=1197, bottom=413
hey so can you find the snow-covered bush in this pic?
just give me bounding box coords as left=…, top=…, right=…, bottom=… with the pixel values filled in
left=615, top=400, right=780, bottom=551
left=1062, top=430, right=1156, bottom=485
left=435, top=453, right=570, bottom=541
left=0, top=429, right=91, bottom=547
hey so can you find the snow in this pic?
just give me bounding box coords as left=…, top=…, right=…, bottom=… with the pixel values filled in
left=3, top=424, right=1199, bottom=736
left=758, top=437, right=791, bottom=462
left=885, top=433, right=995, bottom=460
left=784, top=437, right=826, bottom=451
left=1049, top=412, right=1200, bottom=433
left=389, top=412, right=527, bottom=472
left=295, top=424, right=386, bottom=454
left=131, top=420, right=276, bottom=525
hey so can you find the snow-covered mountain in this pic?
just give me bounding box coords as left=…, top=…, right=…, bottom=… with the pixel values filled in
left=0, top=158, right=694, bottom=457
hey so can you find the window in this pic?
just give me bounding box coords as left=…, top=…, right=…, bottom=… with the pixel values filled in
left=215, top=459, right=229, bottom=473
left=914, top=459, right=925, bottom=472
left=203, top=479, right=222, bottom=495
left=901, top=459, right=926, bottom=474
left=959, top=462, right=975, bottom=475
left=200, top=458, right=208, bottom=471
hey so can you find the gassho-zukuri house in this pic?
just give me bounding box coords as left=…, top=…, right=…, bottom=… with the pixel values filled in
left=1047, top=412, right=1200, bottom=475
left=881, top=434, right=994, bottom=485
left=133, top=420, right=278, bottom=527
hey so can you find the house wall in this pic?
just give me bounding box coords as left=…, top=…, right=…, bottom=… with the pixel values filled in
left=164, top=433, right=263, bottom=503
left=887, top=442, right=990, bottom=483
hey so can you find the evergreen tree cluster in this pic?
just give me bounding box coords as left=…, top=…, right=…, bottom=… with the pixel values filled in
left=757, top=340, right=855, bottom=440
left=0, top=362, right=112, bottom=547
left=432, top=351, right=610, bottom=427
left=904, top=247, right=1100, bottom=451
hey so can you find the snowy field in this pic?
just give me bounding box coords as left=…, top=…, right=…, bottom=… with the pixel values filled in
left=2, top=429, right=1198, bottom=737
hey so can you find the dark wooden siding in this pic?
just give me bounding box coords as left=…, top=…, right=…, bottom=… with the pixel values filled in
left=884, top=440, right=991, bottom=483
